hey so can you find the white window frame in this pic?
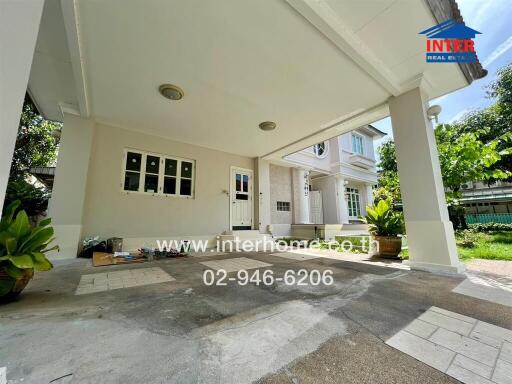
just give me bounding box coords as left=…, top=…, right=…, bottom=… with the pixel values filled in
left=121, top=149, right=195, bottom=199
left=346, top=187, right=361, bottom=218
left=351, top=133, right=365, bottom=156
left=313, top=141, right=329, bottom=159
left=276, top=201, right=291, bottom=212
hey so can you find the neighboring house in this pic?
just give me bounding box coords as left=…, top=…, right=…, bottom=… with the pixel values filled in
left=461, top=181, right=512, bottom=214
left=267, top=126, right=385, bottom=237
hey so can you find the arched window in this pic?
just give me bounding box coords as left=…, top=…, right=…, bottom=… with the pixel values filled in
left=313, top=141, right=329, bottom=159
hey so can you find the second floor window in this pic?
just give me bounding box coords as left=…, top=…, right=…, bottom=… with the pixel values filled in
left=351, top=133, right=364, bottom=155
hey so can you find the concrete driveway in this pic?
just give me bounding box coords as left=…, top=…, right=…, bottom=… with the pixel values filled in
left=1, top=252, right=511, bottom=384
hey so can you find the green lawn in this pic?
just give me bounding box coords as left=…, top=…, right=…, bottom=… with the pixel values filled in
left=306, top=232, right=512, bottom=262
left=457, top=231, right=512, bottom=261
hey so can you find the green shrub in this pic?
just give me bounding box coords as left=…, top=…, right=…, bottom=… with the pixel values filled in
left=0, top=200, right=57, bottom=296
left=4, top=179, right=49, bottom=218
left=468, top=223, right=512, bottom=232
left=455, top=229, right=486, bottom=248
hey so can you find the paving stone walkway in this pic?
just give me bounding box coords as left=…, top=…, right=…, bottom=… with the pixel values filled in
left=387, top=306, right=512, bottom=384
left=199, top=257, right=272, bottom=272
left=75, top=267, right=175, bottom=295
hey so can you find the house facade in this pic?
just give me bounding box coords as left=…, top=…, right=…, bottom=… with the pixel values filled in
left=267, top=126, right=385, bottom=237
left=1, top=0, right=487, bottom=274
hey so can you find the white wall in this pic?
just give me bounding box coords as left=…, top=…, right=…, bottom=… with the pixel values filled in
left=81, top=123, right=254, bottom=241
left=269, top=164, right=293, bottom=224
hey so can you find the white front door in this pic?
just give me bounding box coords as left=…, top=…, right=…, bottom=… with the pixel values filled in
left=230, top=167, right=253, bottom=229
left=309, top=190, right=323, bottom=224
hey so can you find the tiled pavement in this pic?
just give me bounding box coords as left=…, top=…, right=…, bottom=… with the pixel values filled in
left=75, top=267, right=175, bottom=295
left=199, top=257, right=272, bottom=273
left=387, top=306, right=512, bottom=384
left=270, top=252, right=319, bottom=261
left=453, top=275, right=512, bottom=308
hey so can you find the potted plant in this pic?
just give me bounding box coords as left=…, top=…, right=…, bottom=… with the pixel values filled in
left=363, top=199, right=405, bottom=259
left=0, top=200, right=58, bottom=301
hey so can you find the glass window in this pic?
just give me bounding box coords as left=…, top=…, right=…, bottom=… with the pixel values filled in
left=242, top=175, right=249, bottom=192
left=181, top=161, right=193, bottom=178
left=313, top=142, right=328, bottom=158
left=163, top=177, right=176, bottom=194
left=146, top=155, right=160, bottom=174
left=351, top=134, right=364, bottom=155
left=277, top=201, right=291, bottom=211
left=144, top=174, right=159, bottom=193
left=236, top=174, right=241, bottom=192
left=180, top=179, right=192, bottom=196
left=123, top=150, right=194, bottom=197
left=124, top=152, right=142, bottom=192
left=165, top=159, right=177, bottom=176
left=126, top=152, right=142, bottom=171
left=346, top=187, right=361, bottom=217
left=124, top=172, right=140, bottom=191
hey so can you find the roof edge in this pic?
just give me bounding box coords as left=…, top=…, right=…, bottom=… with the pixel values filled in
left=424, top=0, right=487, bottom=83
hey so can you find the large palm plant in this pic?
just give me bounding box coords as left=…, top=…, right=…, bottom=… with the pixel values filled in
left=0, top=200, right=57, bottom=298
left=363, top=200, right=405, bottom=237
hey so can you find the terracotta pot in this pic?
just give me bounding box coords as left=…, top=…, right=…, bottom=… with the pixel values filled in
left=372, top=236, right=402, bottom=259
left=0, top=268, right=34, bottom=301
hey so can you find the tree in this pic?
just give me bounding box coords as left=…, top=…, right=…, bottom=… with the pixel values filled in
left=435, top=123, right=511, bottom=199
left=376, top=140, right=401, bottom=204
left=10, top=97, right=60, bottom=180
left=376, top=124, right=511, bottom=228
left=2, top=97, right=60, bottom=217
left=457, top=62, right=512, bottom=179
left=377, top=125, right=510, bottom=200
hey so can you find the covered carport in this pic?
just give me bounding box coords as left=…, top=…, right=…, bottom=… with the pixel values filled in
left=1, top=0, right=486, bottom=274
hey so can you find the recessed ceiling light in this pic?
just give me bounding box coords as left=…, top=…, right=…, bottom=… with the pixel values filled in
left=159, top=84, right=184, bottom=100
left=259, top=121, right=276, bottom=131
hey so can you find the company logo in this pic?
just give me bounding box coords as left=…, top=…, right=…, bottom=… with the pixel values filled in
left=419, top=19, right=481, bottom=63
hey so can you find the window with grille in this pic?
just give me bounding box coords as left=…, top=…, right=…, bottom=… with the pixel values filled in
left=277, top=201, right=291, bottom=212
left=123, top=149, right=195, bottom=198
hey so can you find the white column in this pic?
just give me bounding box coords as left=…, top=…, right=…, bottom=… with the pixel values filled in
left=335, top=176, right=349, bottom=224
left=48, top=113, right=95, bottom=259
left=292, top=168, right=310, bottom=224
left=255, top=158, right=271, bottom=233
left=0, top=0, right=44, bottom=217
left=389, top=87, right=463, bottom=274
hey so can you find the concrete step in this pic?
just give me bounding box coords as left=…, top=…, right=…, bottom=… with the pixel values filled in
left=341, top=223, right=368, bottom=231
left=219, top=232, right=273, bottom=251
left=222, top=230, right=268, bottom=238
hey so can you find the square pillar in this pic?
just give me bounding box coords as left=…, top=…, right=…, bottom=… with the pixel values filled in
left=255, top=158, right=271, bottom=233
left=335, top=176, right=349, bottom=224
left=0, top=0, right=44, bottom=217
left=389, top=87, right=463, bottom=274
left=48, top=113, right=95, bottom=259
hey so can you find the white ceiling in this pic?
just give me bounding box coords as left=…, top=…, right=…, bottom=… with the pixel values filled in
left=29, top=0, right=472, bottom=158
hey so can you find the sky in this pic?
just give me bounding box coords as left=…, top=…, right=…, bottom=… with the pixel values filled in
left=373, top=0, right=512, bottom=148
